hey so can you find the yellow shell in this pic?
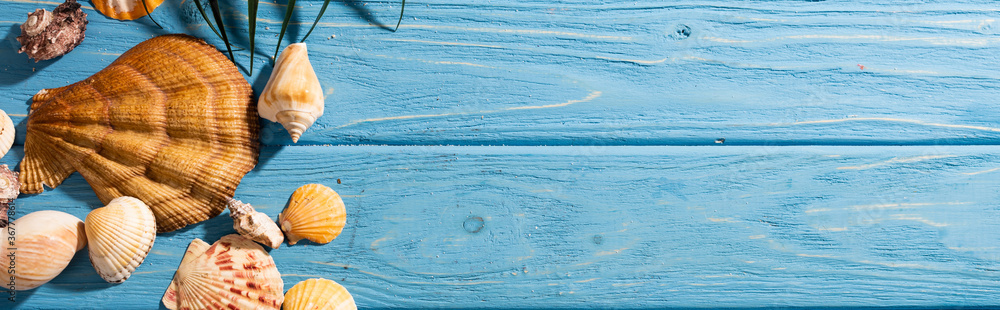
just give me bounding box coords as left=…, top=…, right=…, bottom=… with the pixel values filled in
left=20, top=34, right=260, bottom=233
left=0, top=109, right=14, bottom=158
left=258, top=43, right=324, bottom=143
left=283, top=278, right=357, bottom=310
left=92, top=0, right=164, bottom=20
left=1, top=210, right=86, bottom=290
left=278, top=184, right=346, bottom=245
left=162, top=234, right=284, bottom=310
left=85, top=196, right=156, bottom=283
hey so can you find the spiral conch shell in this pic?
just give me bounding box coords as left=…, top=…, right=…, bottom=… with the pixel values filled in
left=162, top=234, right=284, bottom=310
left=86, top=196, right=156, bottom=283
left=228, top=198, right=283, bottom=249
left=20, top=34, right=260, bottom=233
left=284, top=278, right=357, bottom=310
left=259, top=43, right=324, bottom=143
left=2, top=210, right=87, bottom=290
left=0, top=109, right=14, bottom=158
left=279, top=184, right=346, bottom=246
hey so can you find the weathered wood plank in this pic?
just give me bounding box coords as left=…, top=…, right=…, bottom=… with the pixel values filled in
left=2, top=1, right=1000, bottom=146
left=6, top=145, right=1000, bottom=308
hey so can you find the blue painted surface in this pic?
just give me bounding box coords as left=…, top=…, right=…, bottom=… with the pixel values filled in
left=1, top=0, right=1000, bottom=308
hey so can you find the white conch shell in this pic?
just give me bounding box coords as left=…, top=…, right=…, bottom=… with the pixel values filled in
left=161, top=234, right=284, bottom=310
left=227, top=198, right=283, bottom=249
left=283, top=278, right=357, bottom=310
left=0, top=109, right=15, bottom=158
left=2, top=210, right=86, bottom=290
left=259, top=43, right=324, bottom=143
left=85, top=196, right=156, bottom=283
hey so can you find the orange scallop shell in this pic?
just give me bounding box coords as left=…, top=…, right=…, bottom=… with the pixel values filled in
left=20, top=34, right=260, bottom=233
left=92, top=0, right=164, bottom=20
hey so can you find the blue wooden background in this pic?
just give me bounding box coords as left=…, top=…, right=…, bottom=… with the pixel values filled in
left=2, top=0, right=1000, bottom=309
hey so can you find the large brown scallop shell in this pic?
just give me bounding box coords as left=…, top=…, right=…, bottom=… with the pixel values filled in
left=20, top=34, right=260, bottom=232
left=161, top=234, right=284, bottom=310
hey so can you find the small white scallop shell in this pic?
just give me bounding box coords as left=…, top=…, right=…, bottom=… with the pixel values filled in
left=258, top=43, right=324, bottom=143
left=85, top=196, right=157, bottom=283
left=0, top=109, right=15, bottom=158
left=1, top=210, right=86, bottom=290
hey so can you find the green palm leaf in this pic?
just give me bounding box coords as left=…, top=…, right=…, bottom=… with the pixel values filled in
left=248, top=0, right=260, bottom=74
left=274, top=0, right=297, bottom=60
left=207, top=0, right=234, bottom=60
left=140, top=0, right=162, bottom=29
left=300, top=0, right=331, bottom=42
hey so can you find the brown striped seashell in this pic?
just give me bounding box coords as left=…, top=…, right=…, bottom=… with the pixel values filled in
left=228, top=198, right=284, bottom=249
left=278, top=184, right=346, bottom=246
left=258, top=43, right=324, bottom=143
left=85, top=196, right=156, bottom=283
left=20, top=34, right=260, bottom=233
left=162, top=234, right=284, bottom=310
left=0, top=109, right=14, bottom=158
left=92, top=0, right=162, bottom=20
left=283, top=278, right=357, bottom=310
left=1, top=210, right=87, bottom=290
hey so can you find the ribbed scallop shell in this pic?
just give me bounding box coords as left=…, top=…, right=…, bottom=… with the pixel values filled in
left=0, top=109, right=14, bottom=158
left=92, top=0, right=163, bottom=20
left=20, top=34, right=260, bottom=233
left=283, top=278, right=357, bottom=310
left=1, top=210, right=86, bottom=290
left=278, top=184, right=346, bottom=245
left=258, top=43, right=324, bottom=143
left=86, top=196, right=156, bottom=283
left=162, top=234, right=284, bottom=310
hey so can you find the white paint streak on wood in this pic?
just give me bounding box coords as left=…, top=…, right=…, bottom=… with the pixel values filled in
left=335, top=91, right=601, bottom=129
left=837, top=155, right=957, bottom=170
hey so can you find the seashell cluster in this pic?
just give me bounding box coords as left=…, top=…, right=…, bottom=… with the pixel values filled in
left=92, top=0, right=163, bottom=20
left=0, top=165, right=19, bottom=228
left=162, top=234, right=284, bottom=310
left=86, top=196, right=156, bottom=283
left=279, top=184, right=346, bottom=245
left=228, top=198, right=284, bottom=249
left=284, top=278, right=357, bottom=310
left=20, top=34, right=260, bottom=233
left=17, top=0, right=88, bottom=62
left=0, top=109, right=14, bottom=158
left=2, top=210, right=87, bottom=290
left=259, top=43, right=325, bottom=143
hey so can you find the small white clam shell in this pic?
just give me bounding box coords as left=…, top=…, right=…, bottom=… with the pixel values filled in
left=85, top=196, right=157, bottom=283
left=1, top=210, right=86, bottom=290
left=258, top=43, right=324, bottom=143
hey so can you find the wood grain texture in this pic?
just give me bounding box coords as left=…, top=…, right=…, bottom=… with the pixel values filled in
left=3, top=0, right=1000, bottom=309
left=6, top=145, right=1000, bottom=309
left=1, top=0, right=1000, bottom=146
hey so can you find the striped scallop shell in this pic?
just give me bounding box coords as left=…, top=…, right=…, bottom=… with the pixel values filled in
left=162, top=234, right=284, bottom=310
left=20, top=34, right=260, bottom=233
left=1, top=210, right=86, bottom=290
left=283, top=278, right=357, bottom=310
left=85, top=196, right=156, bottom=283
left=0, top=109, right=14, bottom=158
left=278, top=184, right=346, bottom=246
